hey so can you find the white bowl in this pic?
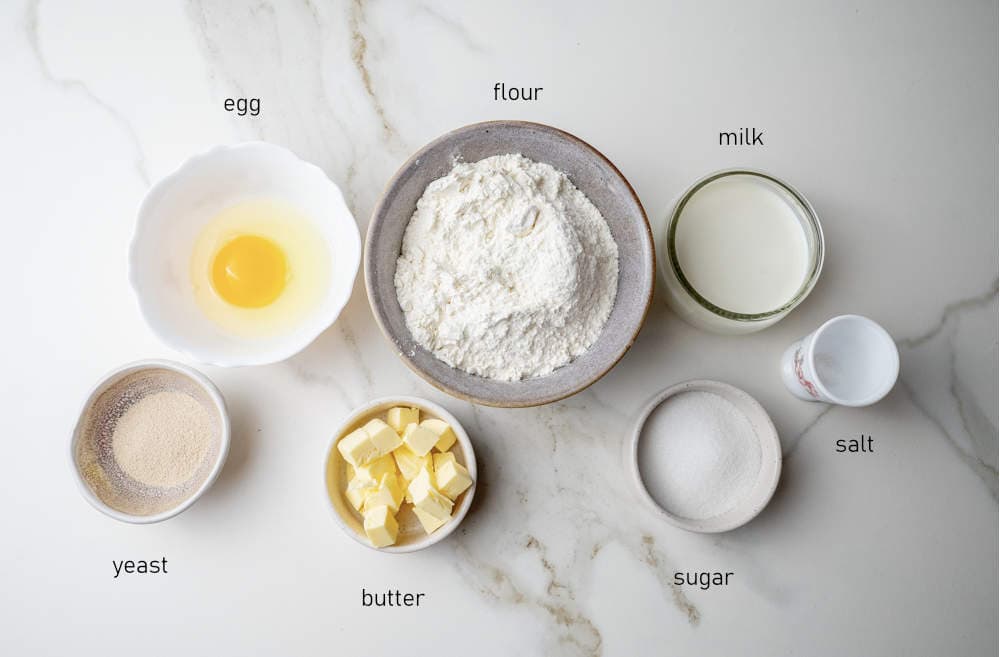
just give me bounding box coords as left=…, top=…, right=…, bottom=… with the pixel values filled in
left=324, top=397, right=477, bottom=553
left=626, top=379, right=782, bottom=533
left=70, top=359, right=231, bottom=524
left=130, top=142, right=360, bottom=366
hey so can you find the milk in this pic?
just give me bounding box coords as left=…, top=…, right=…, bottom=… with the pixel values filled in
left=661, top=171, right=823, bottom=334
left=675, top=175, right=809, bottom=314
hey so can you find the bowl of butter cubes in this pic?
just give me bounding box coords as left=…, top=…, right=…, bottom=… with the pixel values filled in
left=324, top=396, right=477, bottom=552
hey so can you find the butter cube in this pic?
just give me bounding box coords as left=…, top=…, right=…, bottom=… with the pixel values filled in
left=405, top=467, right=430, bottom=504
left=413, top=507, right=448, bottom=534
left=411, top=473, right=453, bottom=522
left=432, top=451, right=457, bottom=473
left=403, top=423, right=439, bottom=456
left=345, top=483, right=372, bottom=511
left=386, top=406, right=420, bottom=433
left=337, top=427, right=380, bottom=466
left=363, top=418, right=402, bottom=453
left=345, top=487, right=366, bottom=511
left=356, top=454, right=397, bottom=487
left=364, top=473, right=404, bottom=513
left=345, top=468, right=378, bottom=511
left=363, top=505, right=398, bottom=548
left=393, top=444, right=425, bottom=482
left=421, top=418, right=457, bottom=452
left=436, top=459, right=473, bottom=500
left=403, top=458, right=433, bottom=504
left=408, top=468, right=435, bottom=497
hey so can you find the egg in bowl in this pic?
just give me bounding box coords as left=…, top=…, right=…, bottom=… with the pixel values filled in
left=190, top=198, right=331, bottom=338
left=130, top=142, right=360, bottom=366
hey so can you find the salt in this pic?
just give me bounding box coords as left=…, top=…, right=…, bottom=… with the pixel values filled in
left=637, top=391, right=761, bottom=520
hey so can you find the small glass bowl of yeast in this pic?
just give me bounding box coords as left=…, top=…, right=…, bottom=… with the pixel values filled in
left=660, top=170, right=824, bottom=334
left=70, top=360, right=230, bottom=524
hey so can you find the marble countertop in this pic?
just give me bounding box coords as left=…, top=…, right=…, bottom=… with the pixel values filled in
left=3, top=1, right=996, bottom=655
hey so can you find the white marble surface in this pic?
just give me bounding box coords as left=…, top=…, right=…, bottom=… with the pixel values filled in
left=2, top=1, right=997, bottom=655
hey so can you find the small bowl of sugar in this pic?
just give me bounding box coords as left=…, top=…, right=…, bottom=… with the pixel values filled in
left=70, top=359, right=230, bottom=524
left=627, top=380, right=781, bottom=533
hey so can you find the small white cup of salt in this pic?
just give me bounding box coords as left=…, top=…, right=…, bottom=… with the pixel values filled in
left=627, top=380, right=782, bottom=533
left=780, top=314, right=899, bottom=406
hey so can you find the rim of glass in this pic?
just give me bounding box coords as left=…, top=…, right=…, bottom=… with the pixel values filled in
left=666, top=169, right=825, bottom=322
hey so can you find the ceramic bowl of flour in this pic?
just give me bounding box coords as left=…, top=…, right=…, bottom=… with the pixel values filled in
left=366, top=121, right=654, bottom=407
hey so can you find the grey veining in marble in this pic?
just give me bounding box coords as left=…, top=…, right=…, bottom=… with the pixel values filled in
left=2, top=1, right=996, bottom=656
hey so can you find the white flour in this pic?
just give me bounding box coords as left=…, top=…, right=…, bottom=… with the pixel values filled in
left=394, top=154, right=619, bottom=381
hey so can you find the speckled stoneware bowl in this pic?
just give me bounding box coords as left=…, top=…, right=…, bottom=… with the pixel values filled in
left=366, top=121, right=654, bottom=407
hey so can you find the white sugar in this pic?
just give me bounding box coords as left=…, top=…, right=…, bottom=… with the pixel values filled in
left=638, top=391, right=761, bottom=520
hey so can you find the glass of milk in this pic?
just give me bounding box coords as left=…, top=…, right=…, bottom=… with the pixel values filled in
left=660, top=170, right=824, bottom=334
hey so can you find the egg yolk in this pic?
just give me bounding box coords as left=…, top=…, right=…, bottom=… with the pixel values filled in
left=210, top=235, right=287, bottom=308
